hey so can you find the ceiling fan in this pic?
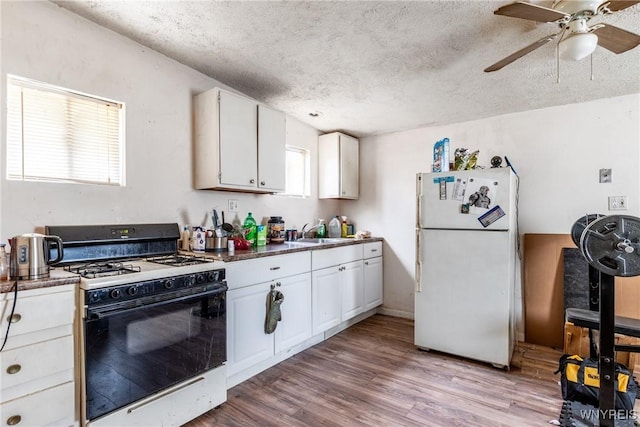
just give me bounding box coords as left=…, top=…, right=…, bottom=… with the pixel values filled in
left=484, top=0, right=640, bottom=72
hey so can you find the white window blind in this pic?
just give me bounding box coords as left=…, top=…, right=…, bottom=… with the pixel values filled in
left=283, top=145, right=310, bottom=197
left=6, top=75, right=124, bottom=185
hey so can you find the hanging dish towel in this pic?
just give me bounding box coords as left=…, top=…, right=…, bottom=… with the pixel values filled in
left=265, top=288, right=285, bottom=334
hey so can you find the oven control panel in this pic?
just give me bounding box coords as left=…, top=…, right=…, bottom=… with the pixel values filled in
left=85, top=268, right=225, bottom=306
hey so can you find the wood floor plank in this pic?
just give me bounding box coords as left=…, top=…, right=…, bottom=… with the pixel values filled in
left=184, top=314, right=565, bottom=426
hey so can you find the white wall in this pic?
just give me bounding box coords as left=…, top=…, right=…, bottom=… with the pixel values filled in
left=0, top=1, right=340, bottom=242
left=351, top=94, right=640, bottom=327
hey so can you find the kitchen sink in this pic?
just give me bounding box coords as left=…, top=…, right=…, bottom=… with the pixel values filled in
left=294, top=238, right=348, bottom=244
left=283, top=238, right=348, bottom=246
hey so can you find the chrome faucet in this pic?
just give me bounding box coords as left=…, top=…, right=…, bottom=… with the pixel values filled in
left=301, top=223, right=321, bottom=238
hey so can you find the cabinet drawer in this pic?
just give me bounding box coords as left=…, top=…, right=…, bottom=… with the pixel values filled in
left=1, top=335, right=74, bottom=391
left=226, top=251, right=311, bottom=290
left=0, top=287, right=74, bottom=340
left=1, top=381, right=74, bottom=427
left=363, top=241, right=382, bottom=259
left=312, top=245, right=363, bottom=271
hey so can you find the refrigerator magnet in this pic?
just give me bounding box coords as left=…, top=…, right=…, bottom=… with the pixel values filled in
left=478, top=205, right=506, bottom=228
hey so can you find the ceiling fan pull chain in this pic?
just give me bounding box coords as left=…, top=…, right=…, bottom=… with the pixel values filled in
left=590, top=54, right=595, bottom=81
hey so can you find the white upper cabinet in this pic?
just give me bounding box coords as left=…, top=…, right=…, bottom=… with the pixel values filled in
left=257, top=104, right=286, bottom=192
left=194, top=87, right=285, bottom=193
left=318, top=132, right=359, bottom=199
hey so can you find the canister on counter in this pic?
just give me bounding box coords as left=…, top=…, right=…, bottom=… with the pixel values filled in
left=268, top=216, right=286, bottom=243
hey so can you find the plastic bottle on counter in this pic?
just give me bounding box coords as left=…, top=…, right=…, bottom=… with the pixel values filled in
left=243, top=212, right=257, bottom=247
left=328, top=216, right=341, bottom=238
left=0, top=244, right=8, bottom=281
left=341, top=216, right=348, bottom=238
left=180, top=226, right=191, bottom=251
left=316, top=219, right=326, bottom=238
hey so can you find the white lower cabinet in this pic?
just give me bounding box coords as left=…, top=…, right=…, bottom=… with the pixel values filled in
left=275, top=274, right=313, bottom=353
left=339, top=260, right=364, bottom=321
left=0, top=284, right=75, bottom=427
left=311, top=245, right=366, bottom=335
left=227, top=272, right=312, bottom=376
left=363, top=256, right=383, bottom=310
left=225, top=251, right=312, bottom=379
left=311, top=267, right=341, bottom=335
left=226, top=281, right=275, bottom=376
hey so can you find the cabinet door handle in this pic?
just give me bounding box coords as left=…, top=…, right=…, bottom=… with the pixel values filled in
left=260, top=181, right=266, bottom=186
left=371, top=249, right=378, bottom=252
left=269, top=266, right=280, bottom=271
left=250, top=179, right=255, bottom=184
left=365, top=261, right=369, bottom=265
left=6, top=364, right=21, bottom=375
left=7, top=415, right=21, bottom=425
left=8, top=313, right=21, bottom=323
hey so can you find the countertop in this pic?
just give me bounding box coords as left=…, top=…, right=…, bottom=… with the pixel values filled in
left=181, top=237, right=383, bottom=263
left=0, top=269, right=81, bottom=294
left=0, top=237, right=383, bottom=293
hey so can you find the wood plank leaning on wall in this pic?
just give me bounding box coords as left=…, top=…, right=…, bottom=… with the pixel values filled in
left=523, top=234, right=640, bottom=349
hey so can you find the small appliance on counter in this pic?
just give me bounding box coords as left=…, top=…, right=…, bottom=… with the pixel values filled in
left=9, top=233, right=64, bottom=280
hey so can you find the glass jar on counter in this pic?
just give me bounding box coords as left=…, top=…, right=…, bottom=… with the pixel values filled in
left=267, top=216, right=285, bottom=244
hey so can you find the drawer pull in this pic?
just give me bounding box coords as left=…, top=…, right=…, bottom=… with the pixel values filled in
left=7, top=415, right=21, bottom=425
left=365, top=261, right=369, bottom=265
left=371, top=249, right=378, bottom=252
left=6, top=364, right=21, bottom=375
left=269, top=266, right=280, bottom=271
left=8, top=313, right=22, bottom=323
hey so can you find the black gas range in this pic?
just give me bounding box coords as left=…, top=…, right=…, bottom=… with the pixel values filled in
left=45, top=223, right=227, bottom=425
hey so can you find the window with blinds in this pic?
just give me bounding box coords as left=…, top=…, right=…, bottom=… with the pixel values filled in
left=6, top=75, right=124, bottom=185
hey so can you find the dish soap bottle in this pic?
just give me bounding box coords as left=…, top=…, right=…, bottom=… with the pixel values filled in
left=328, top=216, right=341, bottom=238
left=243, top=212, right=257, bottom=247
left=341, top=216, right=348, bottom=238
left=316, top=219, right=326, bottom=238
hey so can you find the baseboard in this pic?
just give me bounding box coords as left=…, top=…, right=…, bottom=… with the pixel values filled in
left=378, top=307, right=414, bottom=320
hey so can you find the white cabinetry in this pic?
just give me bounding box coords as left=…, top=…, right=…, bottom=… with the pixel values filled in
left=318, top=132, right=359, bottom=199
left=0, top=285, right=75, bottom=427
left=311, top=244, right=364, bottom=335
left=363, top=241, right=383, bottom=310
left=225, top=252, right=312, bottom=379
left=194, top=87, right=285, bottom=192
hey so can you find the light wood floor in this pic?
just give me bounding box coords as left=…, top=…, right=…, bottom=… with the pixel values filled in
left=185, top=314, right=566, bottom=426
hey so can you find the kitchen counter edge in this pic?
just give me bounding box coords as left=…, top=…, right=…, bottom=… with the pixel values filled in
left=0, top=269, right=81, bottom=294
left=181, top=237, right=384, bottom=262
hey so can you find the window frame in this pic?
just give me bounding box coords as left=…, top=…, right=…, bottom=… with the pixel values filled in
left=280, top=144, right=310, bottom=198
left=6, top=74, right=126, bottom=186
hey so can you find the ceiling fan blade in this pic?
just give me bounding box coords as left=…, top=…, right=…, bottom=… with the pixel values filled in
left=600, top=0, right=640, bottom=12
left=484, top=34, right=557, bottom=72
left=494, top=1, right=569, bottom=22
left=593, top=24, right=640, bottom=53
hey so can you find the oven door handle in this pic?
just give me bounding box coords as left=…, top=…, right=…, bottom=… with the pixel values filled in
left=86, top=287, right=227, bottom=320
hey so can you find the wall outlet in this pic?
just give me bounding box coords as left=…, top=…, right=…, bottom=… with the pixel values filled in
left=228, top=199, right=239, bottom=212
left=599, top=168, right=612, bottom=183
left=608, top=196, right=628, bottom=211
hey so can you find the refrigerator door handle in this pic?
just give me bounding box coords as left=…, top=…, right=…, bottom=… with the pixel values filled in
left=416, top=174, right=423, bottom=229
left=415, top=228, right=422, bottom=293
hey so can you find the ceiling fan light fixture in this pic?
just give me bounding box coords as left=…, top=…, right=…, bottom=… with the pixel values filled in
left=559, top=32, right=598, bottom=61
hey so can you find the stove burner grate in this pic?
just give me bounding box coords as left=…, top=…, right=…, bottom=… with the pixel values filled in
left=145, top=254, right=211, bottom=266
left=66, top=262, right=142, bottom=278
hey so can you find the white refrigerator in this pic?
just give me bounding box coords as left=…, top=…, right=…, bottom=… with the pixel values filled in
left=415, top=167, right=518, bottom=368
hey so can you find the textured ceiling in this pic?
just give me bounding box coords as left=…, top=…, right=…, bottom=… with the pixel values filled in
left=51, top=1, right=640, bottom=137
